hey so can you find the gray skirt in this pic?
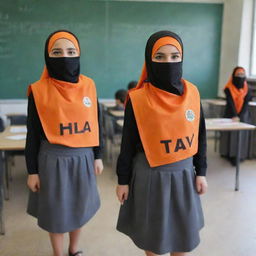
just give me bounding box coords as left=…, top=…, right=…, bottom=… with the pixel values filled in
left=117, top=153, right=204, bottom=255
left=27, top=141, right=100, bottom=233
left=219, top=111, right=252, bottom=159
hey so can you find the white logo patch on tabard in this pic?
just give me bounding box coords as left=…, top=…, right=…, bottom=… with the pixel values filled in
left=185, top=109, right=195, bottom=122
left=83, top=97, right=92, bottom=107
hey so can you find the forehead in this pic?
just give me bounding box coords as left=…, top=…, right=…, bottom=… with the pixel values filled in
left=154, top=44, right=180, bottom=54
left=234, top=69, right=245, bottom=76
left=50, top=38, right=76, bottom=50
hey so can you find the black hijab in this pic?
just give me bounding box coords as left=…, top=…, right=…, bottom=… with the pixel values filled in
left=44, top=30, right=80, bottom=83
left=145, top=31, right=184, bottom=95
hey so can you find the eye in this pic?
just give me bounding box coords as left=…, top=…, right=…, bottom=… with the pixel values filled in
left=171, top=54, right=180, bottom=60
left=154, top=55, right=163, bottom=60
left=51, top=50, right=62, bottom=56
left=67, top=50, right=77, bottom=56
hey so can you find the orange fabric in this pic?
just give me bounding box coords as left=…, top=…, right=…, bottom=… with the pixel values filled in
left=152, top=36, right=182, bottom=58
left=27, top=31, right=99, bottom=147
left=129, top=80, right=200, bottom=167
left=48, top=31, right=80, bottom=54
left=224, top=78, right=248, bottom=114
left=28, top=75, right=99, bottom=147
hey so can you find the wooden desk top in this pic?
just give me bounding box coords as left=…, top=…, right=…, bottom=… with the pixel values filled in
left=205, top=118, right=256, bottom=131
left=101, top=102, right=116, bottom=108
left=109, top=110, right=124, bottom=117
left=116, top=118, right=256, bottom=132
left=6, top=113, right=27, bottom=117
left=0, top=125, right=26, bottom=150
left=116, top=119, right=124, bottom=128
left=204, top=99, right=256, bottom=107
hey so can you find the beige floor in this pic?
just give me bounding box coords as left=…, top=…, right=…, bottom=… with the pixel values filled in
left=0, top=139, right=256, bottom=256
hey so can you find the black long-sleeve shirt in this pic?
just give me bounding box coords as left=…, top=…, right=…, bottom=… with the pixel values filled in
left=25, top=93, right=103, bottom=174
left=116, top=100, right=207, bottom=185
left=224, top=88, right=252, bottom=119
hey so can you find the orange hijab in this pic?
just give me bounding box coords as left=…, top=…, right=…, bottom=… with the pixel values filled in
left=224, top=67, right=248, bottom=114
left=28, top=31, right=99, bottom=148
left=129, top=32, right=200, bottom=167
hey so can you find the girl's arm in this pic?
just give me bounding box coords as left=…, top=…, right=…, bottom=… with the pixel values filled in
left=25, top=93, right=42, bottom=175
left=93, top=99, right=104, bottom=160
left=116, top=100, right=140, bottom=185
left=224, top=88, right=238, bottom=118
left=193, top=103, right=207, bottom=177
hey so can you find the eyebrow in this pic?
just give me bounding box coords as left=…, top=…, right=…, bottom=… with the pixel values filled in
left=51, top=47, right=77, bottom=51
left=155, top=52, right=180, bottom=55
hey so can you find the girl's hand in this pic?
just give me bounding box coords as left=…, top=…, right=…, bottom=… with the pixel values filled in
left=27, top=174, right=40, bottom=192
left=94, top=159, right=104, bottom=175
left=196, top=176, right=208, bottom=195
left=116, top=185, right=129, bottom=205
left=232, top=116, right=240, bottom=122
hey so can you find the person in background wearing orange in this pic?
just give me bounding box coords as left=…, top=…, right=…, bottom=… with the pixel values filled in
left=116, top=31, right=208, bottom=256
left=25, top=30, right=103, bottom=256
left=220, top=66, right=252, bottom=166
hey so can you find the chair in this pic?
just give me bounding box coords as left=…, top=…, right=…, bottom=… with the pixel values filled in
left=5, top=115, right=27, bottom=195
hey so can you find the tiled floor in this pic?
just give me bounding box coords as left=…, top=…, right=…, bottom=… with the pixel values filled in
left=0, top=139, right=256, bottom=256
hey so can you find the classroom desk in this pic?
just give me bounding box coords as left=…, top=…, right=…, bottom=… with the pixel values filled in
left=0, top=125, right=26, bottom=235
left=116, top=118, right=256, bottom=191
left=99, top=99, right=116, bottom=110
left=206, top=118, right=255, bottom=191
left=116, top=119, right=124, bottom=128
left=205, top=99, right=256, bottom=107
left=108, top=110, right=124, bottom=118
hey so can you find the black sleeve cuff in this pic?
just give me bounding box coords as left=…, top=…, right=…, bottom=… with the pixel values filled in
left=195, top=168, right=207, bottom=176
left=118, top=175, right=131, bottom=185
left=93, top=146, right=102, bottom=159
left=27, top=169, right=39, bottom=175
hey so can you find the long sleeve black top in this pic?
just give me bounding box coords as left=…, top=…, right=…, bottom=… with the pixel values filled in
left=116, top=99, right=207, bottom=185
left=224, top=88, right=252, bottom=119
left=25, top=93, right=103, bottom=174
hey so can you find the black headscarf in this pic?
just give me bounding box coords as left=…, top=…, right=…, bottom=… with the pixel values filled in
left=232, top=66, right=246, bottom=89
left=145, top=31, right=184, bottom=95
left=44, top=30, right=80, bottom=83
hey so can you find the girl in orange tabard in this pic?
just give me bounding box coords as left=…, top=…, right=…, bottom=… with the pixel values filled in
left=116, top=31, right=208, bottom=256
left=25, top=30, right=103, bottom=256
left=220, top=67, right=252, bottom=165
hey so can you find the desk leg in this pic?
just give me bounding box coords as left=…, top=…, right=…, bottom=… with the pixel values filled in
left=2, top=152, right=9, bottom=200
left=214, top=131, right=218, bottom=152
left=0, top=150, right=5, bottom=235
left=235, top=131, right=241, bottom=191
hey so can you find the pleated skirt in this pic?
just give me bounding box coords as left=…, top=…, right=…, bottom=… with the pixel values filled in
left=117, top=153, right=204, bottom=255
left=219, top=112, right=251, bottom=159
left=27, top=141, right=100, bottom=233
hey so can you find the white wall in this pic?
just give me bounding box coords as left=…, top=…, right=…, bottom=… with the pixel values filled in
left=218, top=0, right=254, bottom=96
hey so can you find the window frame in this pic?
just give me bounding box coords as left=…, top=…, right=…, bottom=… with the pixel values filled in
left=250, top=0, right=256, bottom=77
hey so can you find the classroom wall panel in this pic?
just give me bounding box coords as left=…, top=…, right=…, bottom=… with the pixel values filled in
left=0, top=0, right=223, bottom=99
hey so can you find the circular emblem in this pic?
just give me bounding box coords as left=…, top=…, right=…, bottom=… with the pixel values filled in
left=185, top=109, right=195, bottom=122
left=83, top=97, right=91, bottom=107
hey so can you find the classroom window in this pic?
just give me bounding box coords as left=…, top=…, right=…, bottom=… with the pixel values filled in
left=251, top=0, right=256, bottom=77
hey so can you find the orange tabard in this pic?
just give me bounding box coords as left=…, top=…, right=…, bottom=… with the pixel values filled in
left=129, top=80, right=200, bottom=167
left=28, top=75, right=99, bottom=148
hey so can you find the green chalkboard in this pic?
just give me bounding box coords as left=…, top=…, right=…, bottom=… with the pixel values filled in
left=0, top=0, right=223, bottom=99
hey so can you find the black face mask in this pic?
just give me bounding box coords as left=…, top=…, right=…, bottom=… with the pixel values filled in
left=46, top=57, right=80, bottom=83
left=232, top=76, right=245, bottom=89
left=151, top=61, right=183, bottom=95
